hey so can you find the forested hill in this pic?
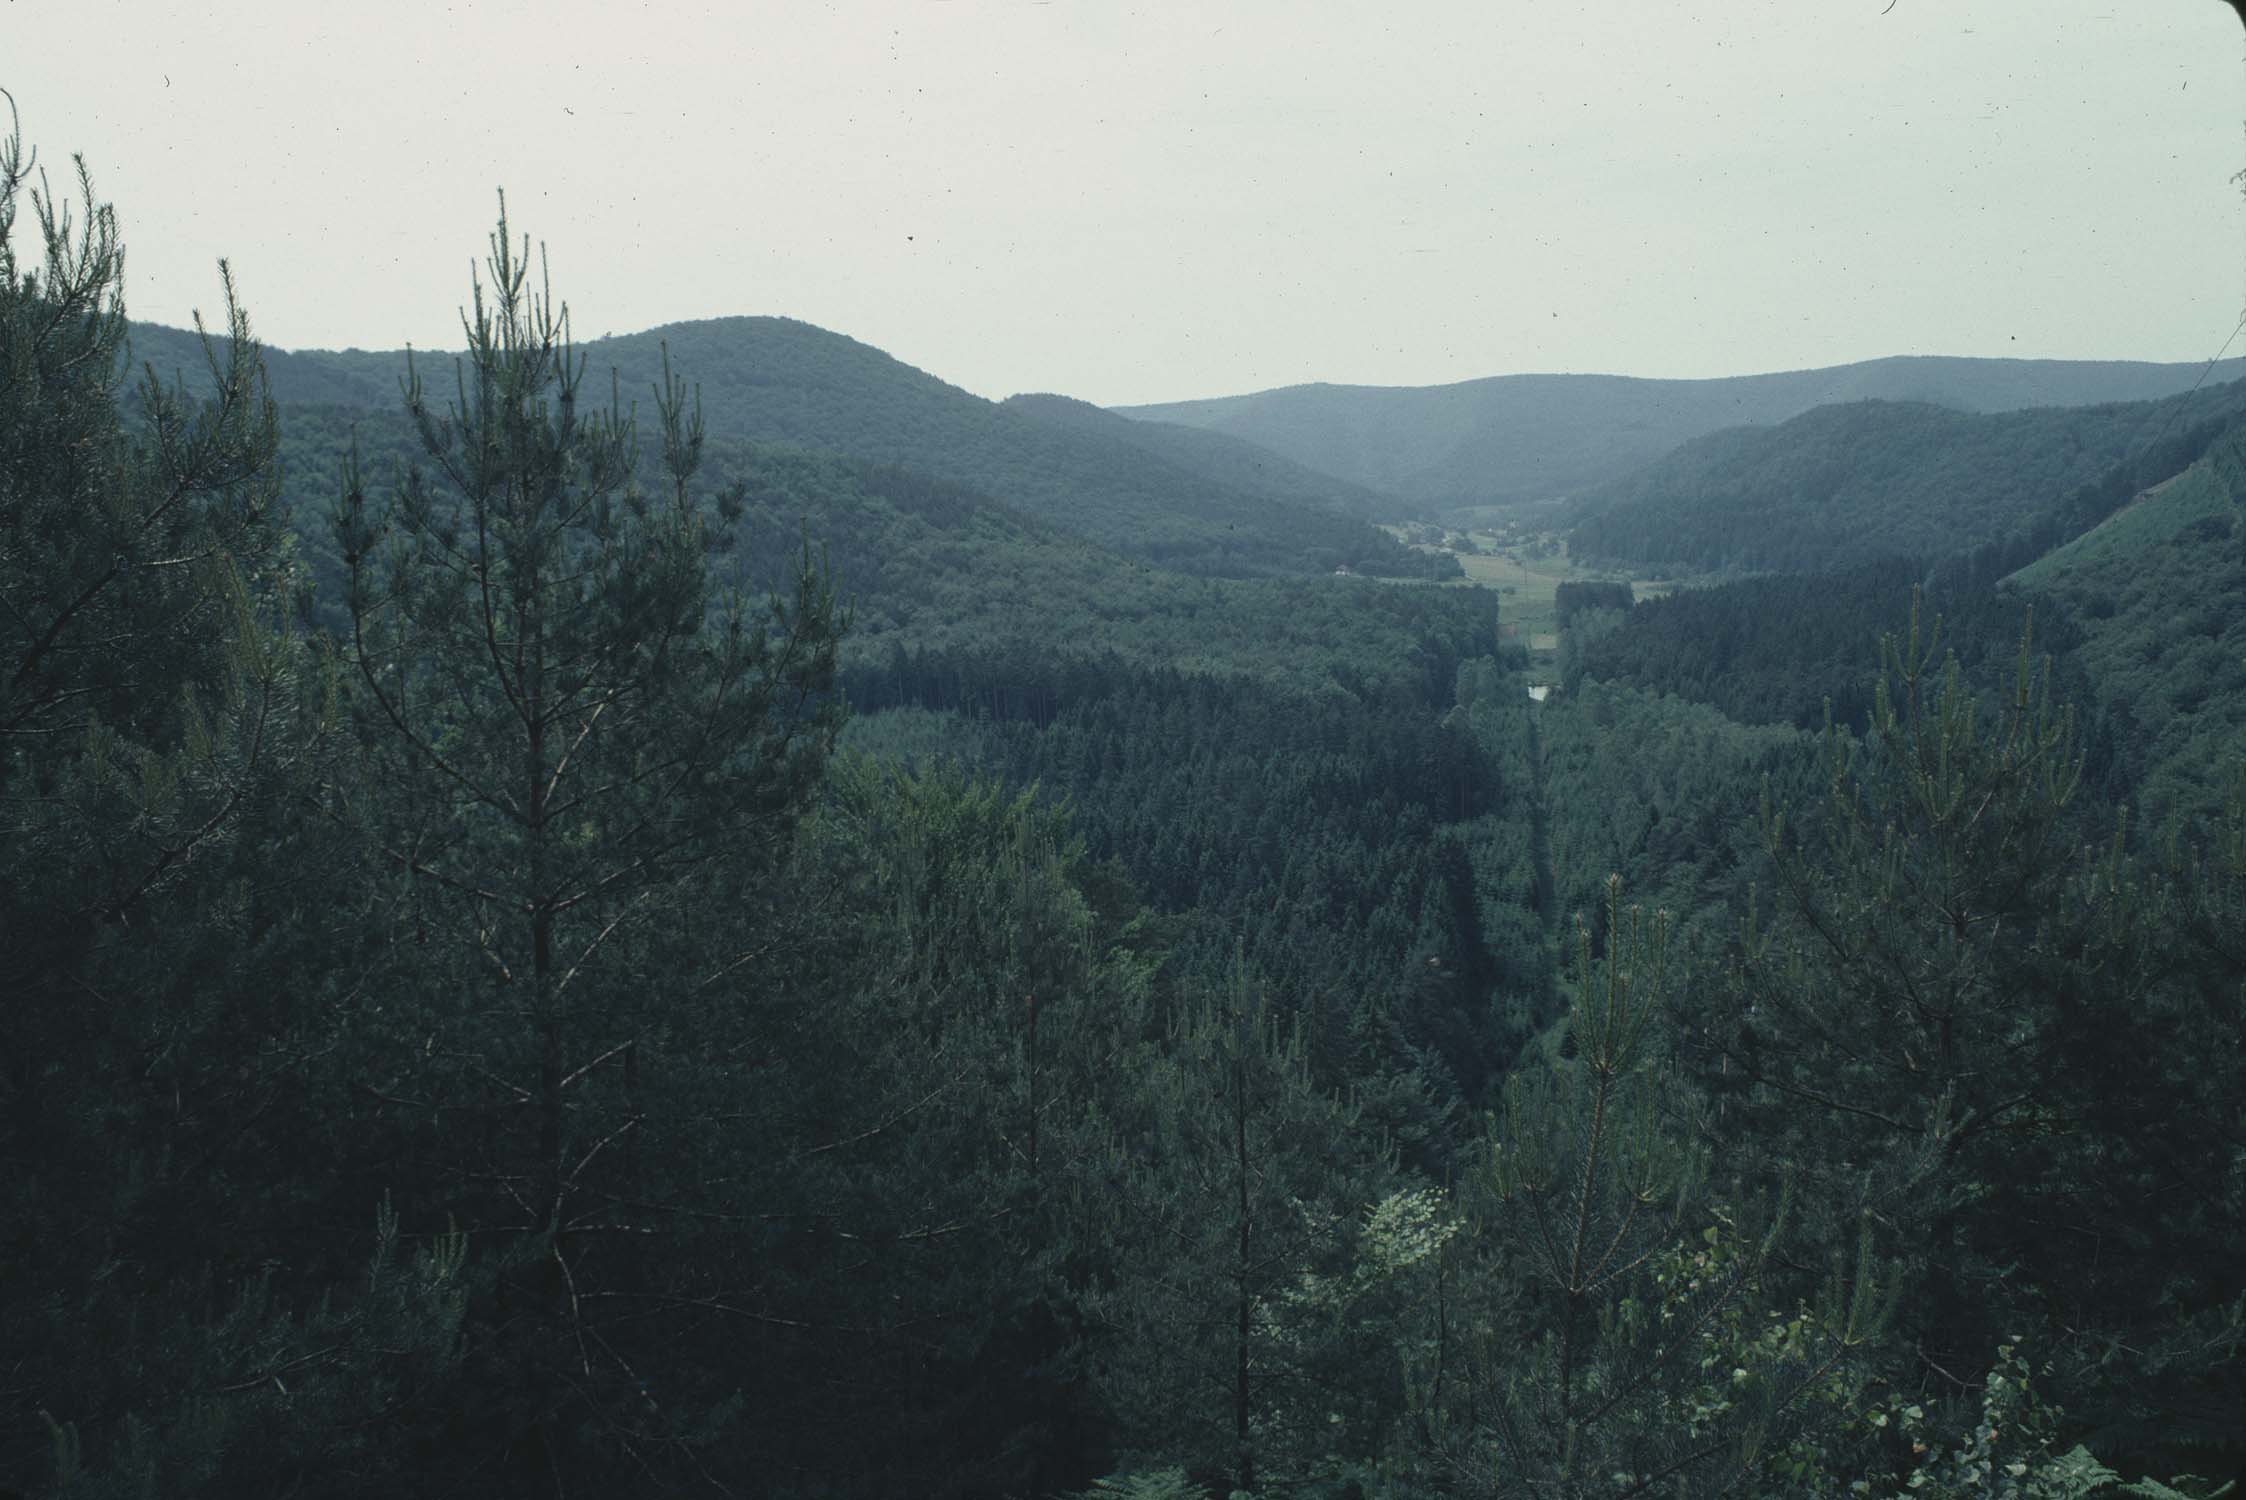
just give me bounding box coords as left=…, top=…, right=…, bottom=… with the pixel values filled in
left=124, top=316, right=1440, bottom=580
left=1564, top=416, right=2246, bottom=844
left=1565, top=381, right=2246, bottom=575
left=1002, top=392, right=1397, bottom=519
left=618, top=438, right=1498, bottom=699
left=2007, top=423, right=2246, bottom=834
left=1117, top=354, right=2246, bottom=508
left=1563, top=558, right=2101, bottom=740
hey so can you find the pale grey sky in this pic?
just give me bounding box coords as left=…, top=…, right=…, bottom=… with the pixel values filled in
left=7, top=1, right=2246, bottom=405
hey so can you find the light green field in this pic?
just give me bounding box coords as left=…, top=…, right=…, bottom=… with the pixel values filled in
left=1377, top=527, right=1679, bottom=683
left=2008, top=462, right=2238, bottom=589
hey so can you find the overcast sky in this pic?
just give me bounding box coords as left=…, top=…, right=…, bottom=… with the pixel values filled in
left=8, top=1, right=2246, bottom=405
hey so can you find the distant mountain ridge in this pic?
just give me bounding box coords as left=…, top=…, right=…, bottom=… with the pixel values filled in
left=1117, top=355, right=2246, bottom=509
left=122, top=316, right=1437, bottom=580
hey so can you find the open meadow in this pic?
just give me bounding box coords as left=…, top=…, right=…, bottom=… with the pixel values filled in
left=1382, top=527, right=1679, bottom=677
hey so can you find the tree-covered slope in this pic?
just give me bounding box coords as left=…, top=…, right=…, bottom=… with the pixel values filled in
left=1566, top=383, right=2246, bottom=574
left=1564, top=559, right=2096, bottom=737
left=1118, top=355, right=2246, bottom=509
left=708, top=441, right=1492, bottom=695
left=2008, top=425, right=2246, bottom=835
left=1002, top=391, right=1397, bottom=519
left=264, top=394, right=1478, bottom=693
left=123, top=320, right=403, bottom=407
left=2009, top=430, right=2246, bottom=589
left=126, top=316, right=1439, bottom=580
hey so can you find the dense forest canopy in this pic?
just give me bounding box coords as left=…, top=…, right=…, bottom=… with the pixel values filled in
left=4, top=104, right=2242, bottom=1500
left=127, top=315, right=1452, bottom=583
left=1566, top=388, right=2246, bottom=575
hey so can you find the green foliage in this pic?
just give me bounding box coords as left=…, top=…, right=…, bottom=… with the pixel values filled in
left=711, top=445, right=1484, bottom=685
left=858, top=648, right=1532, bottom=1138
left=1566, top=561, right=2100, bottom=741
left=268, top=402, right=1470, bottom=677
left=43, top=1204, right=470, bottom=1499
left=16, top=88, right=2246, bottom=1500
left=1093, top=956, right=1403, bottom=1495
left=0, top=103, right=362, bottom=1494
left=589, top=317, right=1432, bottom=578
left=1555, top=579, right=1636, bottom=625
left=0, top=114, right=295, bottom=856
left=1859, top=1342, right=2235, bottom=1500
left=322, top=199, right=847, bottom=1486
left=1710, top=597, right=2091, bottom=1174
left=2007, top=423, right=2245, bottom=588
left=1537, top=678, right=1810, bottom=945
left=1070, top=1468, right=1211, bottom=1500
left=2011, top=424, right=2246, bottom=836
left=1569, top=390, right=2246, bottom=576
left=740, top=755, right=1158, bottom=1494
left=1689, top=595, right=2246, bottom=1481
left=1410, top=879, right=1886, bottom=1499
left=137, top=312, right=1434, bottom=580
left=1005, top=390, right=1405, bottom=522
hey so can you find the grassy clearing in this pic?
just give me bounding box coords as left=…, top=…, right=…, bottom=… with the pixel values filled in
left=1375, top=526, right=1681, bottom=684
left=2008, top=462, right=2237, bottom=589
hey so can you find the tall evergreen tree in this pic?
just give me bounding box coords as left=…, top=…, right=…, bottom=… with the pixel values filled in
left=0, top=98, right=292, bottom=1016
left=1692, top=596, right=2245, bottom=1474
left=1093, top=956, right=1403, bottom=1494
left=747, top=756, right=1160, bottom=1495
left=326, top=199, right=844, bottom=1488
left=1414, top=880, right=1887, bottom=1499
left=0, top=102, right=473, bottom=1497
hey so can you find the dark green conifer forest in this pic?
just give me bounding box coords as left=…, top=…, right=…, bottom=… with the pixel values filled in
left=3, top=105, right=2241, bottom=1500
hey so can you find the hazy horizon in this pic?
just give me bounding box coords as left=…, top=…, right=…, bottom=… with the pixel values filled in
left=124, top=308, right=2246, bottom=413
left=13, top=1, right=2246, bottom=405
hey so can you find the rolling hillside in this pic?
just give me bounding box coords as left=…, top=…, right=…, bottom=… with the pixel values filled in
left=1564, top=383, right=2246, bottom=575
left=1001, top=392, right=1396, bottom=519
left=252, top=394, right=1488, bottom=704
left=124, top=317, right=1437, bottom=580
left=2007, top=422, right=2246, bottom=835
left=1119, top=355, right=2246, bottom=509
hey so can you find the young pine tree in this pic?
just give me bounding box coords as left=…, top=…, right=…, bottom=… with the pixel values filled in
left=327, top=200, right=843, bottom=1489
left=1418, top=880, right=1889, bottom=1500
left=759, top=756, right=1159, bottom=1496
left=1690, top=597, right=2205, bottom=1432
left=0, top=102, right=468, bottom=1497
left=1093, top=956, right=1404, bottom=1496
left=0, top=98, right=298, bottom=1018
